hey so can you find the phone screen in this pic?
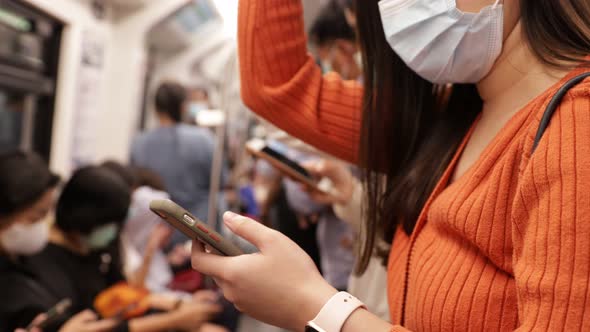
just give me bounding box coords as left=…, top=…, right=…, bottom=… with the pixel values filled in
left=261, top=146, right=313, bottom=180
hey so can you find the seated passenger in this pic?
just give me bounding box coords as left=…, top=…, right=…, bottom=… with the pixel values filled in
left=0, top=151, right=116, bottom=332
left=101, top=162, right=234, bottom=332
left=100, top=161, right=177, bottom=293
left=25, top=165, right=221, bottom=332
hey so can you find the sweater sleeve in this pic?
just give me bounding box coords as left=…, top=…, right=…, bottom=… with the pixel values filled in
left=238, top=0, right=363, bottom=163
left=512, top=86, right=590, bottom=331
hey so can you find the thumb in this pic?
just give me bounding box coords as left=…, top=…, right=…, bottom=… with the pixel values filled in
left=223, top=212, right=275, bottom=250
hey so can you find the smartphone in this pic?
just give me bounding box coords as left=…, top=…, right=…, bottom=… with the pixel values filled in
left=245, top=139, right=333, bottom=193
left=27, top=298, right=72, bottom=331
left=149, top=199, right=244, bottom=256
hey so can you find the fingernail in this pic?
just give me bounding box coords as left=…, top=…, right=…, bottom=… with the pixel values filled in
left=224, top=211, right=239, bottom=226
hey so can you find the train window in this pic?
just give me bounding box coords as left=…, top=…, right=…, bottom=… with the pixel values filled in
left=0, top=90, right=36, bottom=153
left=0, top=91, right=24, bottom=151
left=0, top=0, right=62, bottom=160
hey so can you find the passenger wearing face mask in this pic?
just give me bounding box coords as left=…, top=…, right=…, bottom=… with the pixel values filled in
left=25, top=166, right=222, bottom=332
left=186, top=0, right=590, bottom=331
left=185, top=87, right=211, bottom=125
left=24, top=166, right=131, bottom=317
left=131, top=82, right=227, bottom=250
left=0, top=151, right=117, bottom=332
left=310, top=1, right=361, bottom=81
left=0, top=150, right=59, bottom=331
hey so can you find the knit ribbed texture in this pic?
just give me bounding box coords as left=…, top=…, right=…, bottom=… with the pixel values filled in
left=239, top=0, right=363, bottom=163
left=238, top=1, right=590, bottom=331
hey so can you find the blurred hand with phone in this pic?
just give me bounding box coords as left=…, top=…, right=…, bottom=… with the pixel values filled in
left=14, top=313, right=45, bottom=332
left=301, top=160, right=355, bottom=205
left=16, top=310, right=117, bottom=332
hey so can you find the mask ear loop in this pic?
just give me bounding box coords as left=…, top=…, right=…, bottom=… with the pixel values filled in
left=492, top=0, right=502, bottom=9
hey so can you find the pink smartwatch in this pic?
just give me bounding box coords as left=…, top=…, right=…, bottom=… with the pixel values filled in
left=305, top=292, right=366, bottom=332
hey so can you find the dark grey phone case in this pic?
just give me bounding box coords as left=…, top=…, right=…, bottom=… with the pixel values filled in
left=149, top=199, right=244, bottom=256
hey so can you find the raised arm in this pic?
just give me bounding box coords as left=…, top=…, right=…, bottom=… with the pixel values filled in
left=238, top=0, right=363, bottom=163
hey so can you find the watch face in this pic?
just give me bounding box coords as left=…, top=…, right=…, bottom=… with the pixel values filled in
left=305, top=326, right=320, bottom=332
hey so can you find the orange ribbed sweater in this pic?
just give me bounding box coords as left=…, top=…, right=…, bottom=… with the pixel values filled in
left=238, top=1, right=590, bottom=331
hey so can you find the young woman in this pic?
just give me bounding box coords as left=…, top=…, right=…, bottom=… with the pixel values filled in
left=191, top=0, right=590, bottom=331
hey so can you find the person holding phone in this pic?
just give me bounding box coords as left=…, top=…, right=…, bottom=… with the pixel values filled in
left=15, top=310, right=117, bottom=332
left=189, top=0, right=590, bottom=331
left=23, top=165, right=222, bottom=332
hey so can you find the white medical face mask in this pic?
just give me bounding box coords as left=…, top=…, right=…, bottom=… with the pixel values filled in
left=379, top=0, right=504, bottom=84
left=189, top=102, right=208, bottom=118
left=1, top=220, right=49, bottom=255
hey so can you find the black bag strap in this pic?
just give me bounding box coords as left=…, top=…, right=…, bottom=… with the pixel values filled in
left=532, top=72, right=590, bottom=153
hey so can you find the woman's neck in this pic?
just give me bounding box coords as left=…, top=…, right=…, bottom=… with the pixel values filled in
left=49, top=227, right=88, bottom=255
left=477, top=22, right=573, bottom=116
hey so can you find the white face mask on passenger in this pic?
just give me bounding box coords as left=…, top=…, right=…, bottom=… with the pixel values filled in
left=1, top=220, right=49, bottom=255
left=379, top=0, right=504, bottom=84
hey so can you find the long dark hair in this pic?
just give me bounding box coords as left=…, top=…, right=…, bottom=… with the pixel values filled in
left=355, top=0, right=590, bottom=273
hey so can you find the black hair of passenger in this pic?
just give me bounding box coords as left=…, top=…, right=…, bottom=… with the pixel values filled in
left=101, top=160, right=137, bottom=189
left=55, top=166, right=131, bottom=235
left=155, top=81, right=187, bottom=123
left=309, top=0, right=356, bottom=47
left=0, top=150, right=60, bottom=217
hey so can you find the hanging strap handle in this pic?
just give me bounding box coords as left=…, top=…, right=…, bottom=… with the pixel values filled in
left=532, top=72, right=590, bottom=153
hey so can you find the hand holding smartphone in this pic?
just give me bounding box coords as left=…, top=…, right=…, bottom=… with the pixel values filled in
left=26, top=299, right=71, bottom=331
left=245, top=139, right=334, bottom=194
left=149, top=200, right=244, bottom=257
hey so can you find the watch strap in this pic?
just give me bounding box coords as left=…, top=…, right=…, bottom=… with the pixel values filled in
left=306, top=292, right=365, bottom=332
